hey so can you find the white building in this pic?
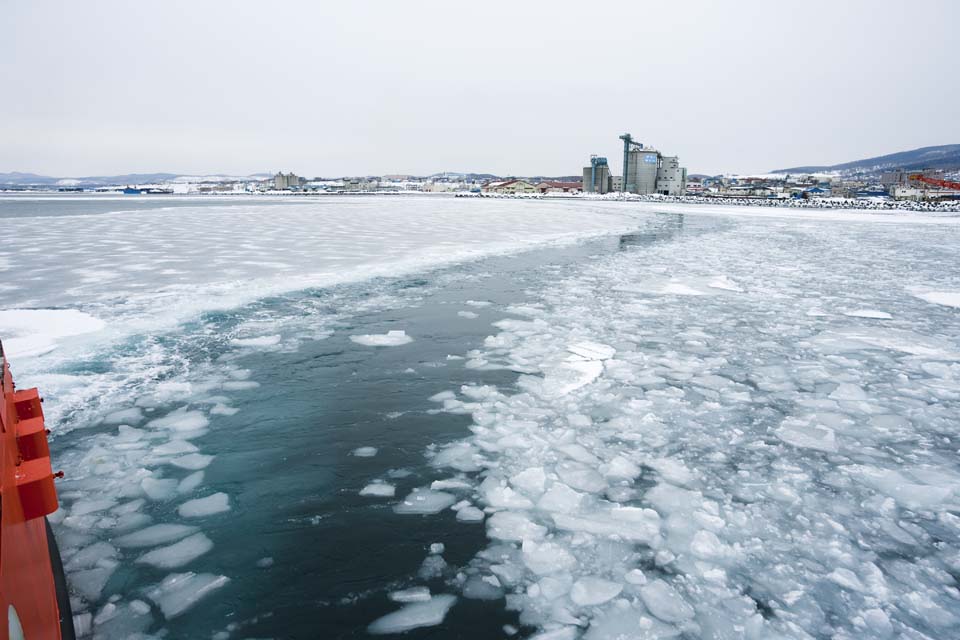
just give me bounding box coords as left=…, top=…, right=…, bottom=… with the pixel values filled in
left=655, top=156, right=687, bottom=196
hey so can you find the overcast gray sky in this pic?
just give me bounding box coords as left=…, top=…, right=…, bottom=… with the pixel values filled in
left=3, top=0, right=958, bottom=177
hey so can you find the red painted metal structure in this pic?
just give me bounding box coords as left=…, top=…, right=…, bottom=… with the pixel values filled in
left=0, top=340, right=73, bottom=639
left=909, top=174, right=960, bottom=190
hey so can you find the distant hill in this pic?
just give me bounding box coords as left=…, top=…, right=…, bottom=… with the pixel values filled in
left=773, top=144, right=960, bottom=175
left=0, top=172, right=271, bottom=187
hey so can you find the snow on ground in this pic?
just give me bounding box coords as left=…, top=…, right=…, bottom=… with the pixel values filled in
left=427, top=213, right=960, bottom=638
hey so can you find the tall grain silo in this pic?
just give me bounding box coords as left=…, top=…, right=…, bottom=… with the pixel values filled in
left=627, top=148, right=660, bottom=194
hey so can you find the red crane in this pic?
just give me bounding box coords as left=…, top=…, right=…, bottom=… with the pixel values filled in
left=909, top=174, right=960, bottom=190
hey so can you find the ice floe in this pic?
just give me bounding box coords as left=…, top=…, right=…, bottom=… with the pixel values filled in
left=178, top=492, right=230, bottom=518
left=350, top=330, right=414, bottom=346
left=394, top=489, right=457, bottom=515
left=360, top=482, right=396, bottom=497
left=367, top=594, right=457, bottom=634
left=146, top=572, right=230, bottom=618
left=423, top=211, right=960, bottom=638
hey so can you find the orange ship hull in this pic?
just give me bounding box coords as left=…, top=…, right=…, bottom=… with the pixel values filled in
left=0, top=341, right=73, bottom=640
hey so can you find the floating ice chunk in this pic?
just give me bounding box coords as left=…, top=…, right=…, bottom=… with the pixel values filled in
left=529, top=627, right=578, bottom=640
left=458, top=311, right=479, bottom=319
left=360, top=483, right=396, bottom=497
left=844, top=309, right=892, bottom=319
left=230, top=334, right=281, bottom=347
left=639, top=579, right=695, bottom=623
left=567, top=341, right=616, bottom=361
left=487, top=512, right=547, bottom=541
left=570, top=577, right=623, bottom=606
left=222, top=380, right=260, bottom=391
left=367, top=594, right=457, bottom=635
left=553, top=507, right=661, bottom=543
left=430, top=442, right=484, bottom=472
left=624, top=569, right=647, bottom=585
left=177, top=471, right=205, bottom=494
left=429, top=542, right=445, bottom=554
left=862, top=608, right=894, bottom=636
left=604, top=456, right=641, bottom=480
left=661, top=282, right=708, bottom=296
left=547, top=360, right=603, bottom=396
left=482, top=480, right=534, bottom=509
left=71, top=566, right=116, bottom=602
left=256, top=557, right=274, bottom=568
left=170, top=453, right=214, bottom=470
left=557, top=444, right=600, bottom=465
left=465, top=300, right=492, bottom=307
left=643, top=457, right=694, bottom=486
left=65, top=541, right=117, bottom=570
left=103, top=407, right=144, bottom=425
left=462, top=575, right=504, bottom=600
left=115, top=523, right=199, bottom=548
left=141, top=477, right=178, bottom=501
left=456, top=506, right=485, bottom=522
left=827, top=568, right=867, bottom=592
left=0, top=308, right=105, bottom=358
left=112, top=499, right=145, bottom=515
left=71, top=499, right=117, bottom=517
left=829, top=383, right=869, bottom=401
left=708, top=275, right=743, bottom=292
left=431, top=478, right=473, bottom=491
left=115, top=425, right=145, bottom=442
left=72, top=612, right=92, bottom=636
left=418, top=554, right=447, bottom=579
left=353, top=446, right=378, bottom=457
left=775, top=419, right=838, bottom=453
left=136, top=533, right=213, bottom=569
left=153, top=440, right=199, bottom=456
left=583, top=609, right=680, bottom=640
left=914, top=290, right=960, bottom=308
left=394, top=489, right=457, bottom=515
left=147, top=409, right=210, bottom=432
left=537, top=483, right=584, bottom=513
left=178, top=492, right=230, bottom=518
left=556, top=462, right=606, bottom=493
left=522, top=539, right=577, bottom=575
left=389, top=587, right=431, bottom=603
left=90, top=600, right=152, bottom=637
left=350, top=330, right=413, bottom=347
left=857, top=467, right=953, bottom=509
left=146, top=572, right=229, bottom=618
left=537, top=573, right=574, bottom=600
left=210, top=403, right=239, bottom=416
left=690, top=530, right=728, bottom=559
left=510, top=467, right=547, bottom=496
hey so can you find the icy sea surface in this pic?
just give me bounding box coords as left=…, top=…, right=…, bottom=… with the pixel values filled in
left=1, top=194, right=959, bottom=639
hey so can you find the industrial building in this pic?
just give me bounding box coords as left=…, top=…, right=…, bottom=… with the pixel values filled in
left=582, top=156, right=612, bottom=194
left=274, top=172, right=301, bottom=190
left=613, top=133, right=688, bottom=195
left=656, top=156, right=687, bottom=196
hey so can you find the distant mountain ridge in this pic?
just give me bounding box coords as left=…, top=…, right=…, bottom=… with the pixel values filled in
left=0, top=172, right=272, bottom=187
left=774, top=144, right=960, bottom=175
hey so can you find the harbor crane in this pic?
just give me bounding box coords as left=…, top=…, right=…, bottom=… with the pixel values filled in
left=908, top=173, right=960, bottom=191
